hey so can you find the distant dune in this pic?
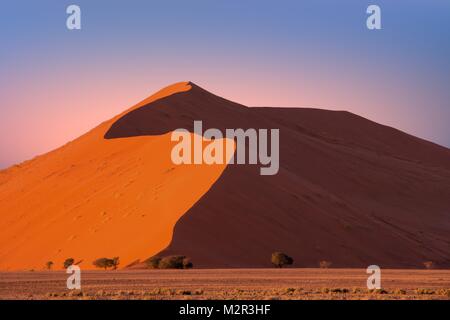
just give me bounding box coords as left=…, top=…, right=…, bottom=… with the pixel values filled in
left=1, top=82, right=449, bottom=270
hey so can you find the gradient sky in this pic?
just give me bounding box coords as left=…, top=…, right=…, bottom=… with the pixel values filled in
left=1, top=0, right=449, bottom=169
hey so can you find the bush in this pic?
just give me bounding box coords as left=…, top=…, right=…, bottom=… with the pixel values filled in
left=45, top=261, right=54, bottom=270
left=111, top=257, right=120, bottom=270
left=93, top=257, right=119, bottom=270
left=182, top=257, right=193, bottom=269
left=369, top=288, right=388, bottom=294
left=145, top=256, right=161, bottom=269
left=159, top=255, right=186, bottom=269
left=319, top=260, right=332, bottom=268
left=271, top=252, right=294, bottom=268
left=93, top=258, right=112, bottom=270
left=63, top=258, right=75, bottom=269
left=147, top=255, right=193, bottom=269
left=416, top=288, right=435, bottom=295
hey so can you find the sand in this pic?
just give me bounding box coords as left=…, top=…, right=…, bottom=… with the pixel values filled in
left=0, top=82, right=229, bottom=270
left=0, top=268, right=449, bottom=300
left=1, top=81, right=449, bottom=271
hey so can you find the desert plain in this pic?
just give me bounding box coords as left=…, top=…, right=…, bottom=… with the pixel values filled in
left=0, top=268, right=449, bottom=300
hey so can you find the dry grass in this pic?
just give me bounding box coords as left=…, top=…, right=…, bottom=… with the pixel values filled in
left=0, top=268, right=449, bottom=300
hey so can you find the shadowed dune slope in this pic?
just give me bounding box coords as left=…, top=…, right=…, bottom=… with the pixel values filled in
left=106, top=82, right=450, bottom=268
left=1, top=82, right=450, bottom=270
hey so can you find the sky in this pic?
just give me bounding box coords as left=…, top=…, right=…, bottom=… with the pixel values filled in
left=1, top=0, right=449, bottom=169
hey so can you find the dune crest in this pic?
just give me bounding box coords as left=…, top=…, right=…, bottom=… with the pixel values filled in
left=102, top=82, right=450, bottom=268
left=0, top=82, right=226, bottom=270
left=1, top=81, right=450, bottom=270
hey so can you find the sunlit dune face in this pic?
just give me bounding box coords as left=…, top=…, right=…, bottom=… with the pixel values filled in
left=0, top=82, right=234, bottom=271
left=124, top=81, right=192, bottom=114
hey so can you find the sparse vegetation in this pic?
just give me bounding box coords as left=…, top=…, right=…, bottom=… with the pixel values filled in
left=176, top=289, right=192, bottom=295
left=111, top=257, right=120, bottom=270
left=327, top=288, right=349, bottom=294
left=182, top=257, right=193, bottom=269
left=437, top=289, right=450, bottom=297
left=3, top=269, right=450, bottom=300
left=352, top=288, right=364, bottom=294
left=45, top=261, right=54, bottom=270
left=285, top=288, right=296, bottom=295
left=92, top=257, right=120, bottom=270
left=319, top=260, right=332, bottom=268
left=369, top=288, right=388, bottom=294
left=394, top=289, right=407, bottom=295
left=159, top=255, right=191, bottom=269
left=145, top=255, right=193, bottom=269
left=145, top=256, right=161, bottom=269
left=271, top=252, right=293, bottom=268
left=63, top=258, right=75, bottom=269
left=158, top=255, right=184, bottom=269
left=93, top=258, right=112, bottom=270
left=416, top=288, right=435, bottom=295
left=68, top=290, right=84, bottom=297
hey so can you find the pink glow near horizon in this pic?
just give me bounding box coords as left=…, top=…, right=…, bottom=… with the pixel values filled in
left=0, top=59, right=445, bottom=169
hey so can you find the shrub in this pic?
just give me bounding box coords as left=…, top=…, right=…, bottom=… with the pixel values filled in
left=145, top=255, right=193, bottom=269
left=416, top=288, right=435, bottom=295
left=45, top=261, right=54, bottom=270
left=176, top=290, right=192, bottom=295
left=145, top=256, right=161, bottom=269
left=182, top=257, right=193, bottom=269
left=93, top=257, right=119, bottom=270
left=111, top=257, right=120, bottom=270
left=285, top=288, right=296, bottom=294
left=319, top=260, right=332, bottom=268
left=437, top=289, right=450, bottom=297
left=93, top=258, right=112, bottom=270
left=271, top=252, right=294, bottom=268
left=369, top=288, right=388, bottom=294
left=423, top=261, right=434, bottom=269
left=63, top=258, right=75, bottom=269
left=330, top=288, right=349, bottom=294
left=394, top=289, right=407, bottom=295
left=159, top=255, right=186, bottom=269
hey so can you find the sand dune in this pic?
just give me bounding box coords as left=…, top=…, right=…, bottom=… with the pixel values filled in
left=105, top=82, right=450, bottom=268
left=1, top=82, right=449, bottom=270
left=0, top=82, right=229, bottom=270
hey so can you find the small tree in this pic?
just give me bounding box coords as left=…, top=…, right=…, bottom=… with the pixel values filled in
left=145, top=255, right=193, bottom=269
left=93, top=258, right=114, bottom=270
left=111, top=257, right=120, bottom=270
left=271, top=252, right=294, bottom=268
left=63, top=258, right=75, bottom=269
left=158, top=255, right=185, bottom=269
left=45, top=261, right=54, bottom=270
left=182, top=257, right=193, bottom=269
left=145, top=256, right=161, bottom=269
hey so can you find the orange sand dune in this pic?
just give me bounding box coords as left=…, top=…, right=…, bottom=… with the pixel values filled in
left=1, top=81, right=450, bottom=271
left=0, top=82, right=230, bottom=270
left=103, top=82, right=450, bottom=268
